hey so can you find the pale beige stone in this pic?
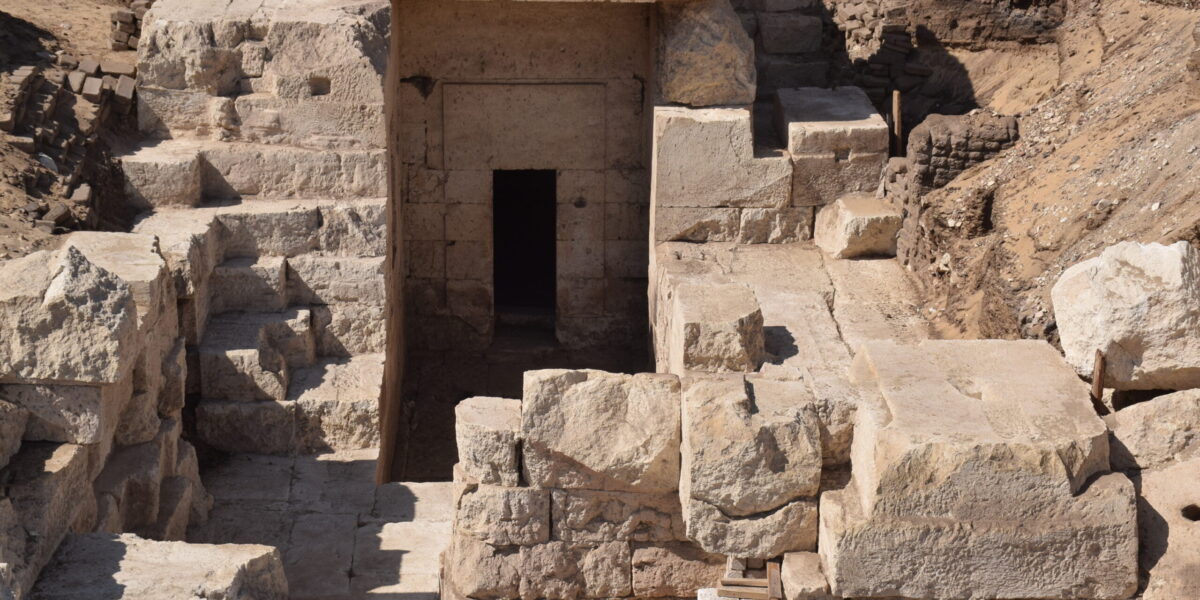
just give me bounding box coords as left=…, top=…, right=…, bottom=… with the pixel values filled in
left=1106, top=389, right=1200, bottom=471
left=121, top=142, right=202, bottom=208
left=668, top=283, right=765, bottom=374
left=292, top=358, right=382, bottom=453
left=631, top=542, right=725, bottom=598
left=519, top=541, right=632, bottom=599
left=286, top=256, right=384, bottom=306
left=683, top=496, right=818, bottom=558
left=737, top=207, right=813, bottom=244
left=522, top=370, right=681, bottom=494
left=774, top=87, right=889, bottom=156
left=813, top=194, right=901, bottom=259
left=317, top=199, right=387, bottom=257
left=1053, top=241, right=1200, bottom=390
left=31, top=533, right=287, bottom=600
left=441, top=534, right=519, bottom=600
left=196, top=401, right=296, bottom=455
left=551, top=489, right=685, bottom=543
left=657, top=0, right=755, bottom=107
left=0, top=383, right=125, bottom=445
left=791, top=151, right=886, bottom=208
left=216, top=202, right=321, bottom=258
left=781, top=552, right=830, bottom=600
left=1137, top=458, right=1200, bottom=600
left=313, top=303, right=386, bottom=357
left=455, top=396, right=521, bottom=487
left=211, top=257, right=288, bottom=314
left=454, top=484, right=550, bottom=547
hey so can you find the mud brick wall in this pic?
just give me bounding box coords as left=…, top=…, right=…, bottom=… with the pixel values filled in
left=111, top=1, right=156, bottom=51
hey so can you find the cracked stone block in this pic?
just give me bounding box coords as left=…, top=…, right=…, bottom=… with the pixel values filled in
left=455, top=396, right=521, bottom=487
left=813, top=194, right=901, bottom=259
left=551, top=489, right=685, bottom=544
left=1106, top=389, right=1200, bottom=471
left=453, top=484, right=550, bottom=547
left=519, top=541, right=632, bottom=599
left=668, top=283, right=765, bottom=374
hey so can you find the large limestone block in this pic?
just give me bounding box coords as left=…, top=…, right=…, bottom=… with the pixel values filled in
left=31, top=533, right=288, bottom=600
left=215, top=201, right=321, bottom=258
left=551, top=489, right=685, bottom=543
left=813, top=194, right=901, bottom=259
left=522, top=370, right=681, bottom=494
left=657, top=0, right=755, bottom=107
left=317, top=199, right=386, bottom=257
left=1137, top=458, right=1200, bottom=600
left=455, top=396, right=521, bottom=487
left=631, top=542, right=725, bottom=598
left=0, top=247, right=138, bottom=384
left=0, top=401, right=27, bottom=469
left=652, top=107, right=792, bottom=218
left=774, top=88, right=889, bottom=156
left=781, top=552, right=830, bottom=600
left=519, top=541, right=632, bottom=599
left=1106, top=389, right=1200, bottom=471
left=94, top=418, right=180, bottom=535
left=668, top=283, right=765, bottom=374
left=196, top=400, right=296, bottom=455
left=441, top=534, right=519, bottom=600
left=291, top=356, right=383, bottom=453
left=121, top=142, right=203, bottom=208
left=286, top=256, right=384, bottom=306
left=210, top=257, right=288, bottom=314
left=453, top=485, right=550, bottom=547
left=199, top=143, right=388, bottom=200
left=1053, top=241, right=1200, bottom=390
left=63, top=232, right=173, bottom=331
left=790, top=151, right=886, bottom=208
left=683, top=496, right=818, bottom=558
left=0, top=382, right=126, bottom=445
left=681, top=376, right=821, bottom=516
left=313, top=303, right=386, bottom=357
left=819, top=474, right=1138, bottom=600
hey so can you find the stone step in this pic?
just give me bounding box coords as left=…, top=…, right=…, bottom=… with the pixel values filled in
left=210, top=256, right=288, bottom=314
left=195, top=354, right=383, bottom=456
left=197, top=310, right=315, bottom=403
left=30, top=533, right=288, bottom=600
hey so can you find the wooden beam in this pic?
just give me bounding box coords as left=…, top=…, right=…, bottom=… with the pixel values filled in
left=719, top=577, right=768, bottom=588
left=1090, top=349, right=1110, bottom=416
left=892, top=89, right=904, bottom=157
left=717, top=586, right=770, bottom=600
left=767, top=561, right=782, bottom=600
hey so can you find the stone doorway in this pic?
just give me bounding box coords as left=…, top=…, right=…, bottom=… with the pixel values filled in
left=493, top=169, right=557, bottom=332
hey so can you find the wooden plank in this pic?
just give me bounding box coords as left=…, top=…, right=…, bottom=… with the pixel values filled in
left=717, top=586, right=770, bottom=600
left=719, top=577, right=768, bottom=588
left=767, top=561, right=782, bottom=600
left=1090, top=349, right=1110, bottom=416
left=892, top=89, right=904, bottom=156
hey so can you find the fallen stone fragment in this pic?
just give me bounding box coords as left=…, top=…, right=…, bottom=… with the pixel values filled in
left=1105, top=388, right=1200, bottom=471
left=781, top=552, right=831, bottom=600
left=668, top=283, right=766, bottom=374
left=814, top=193, right=901, bottom=259
left=1053, top=241, right=1200, bottom=390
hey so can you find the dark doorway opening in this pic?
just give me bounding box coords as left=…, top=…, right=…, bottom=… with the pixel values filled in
left=493, top=170, right=557, bottom=331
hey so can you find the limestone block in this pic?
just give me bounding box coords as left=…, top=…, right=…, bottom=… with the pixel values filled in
left=294, top=385, right=380, bottom=454
left=631, top=542, right=725, bottom=598
left=174, top=439, right=214, bottom=526
left=216, top=203, right=321, bottom=258
left=198, top=338, right=288, bottom=403
left=813, top=193, right=901, bottom=259
left=1052, top=241, right=1200, bottom=390
left=64, top=232, right=174, bottom=332
left=657, top=0, right=755, bottom=107
left=442, top=534, right=519, bottom=599
left=31, top=533, right=288, bottom=600
left=519, top=541, right=632, bottom=599
left=210, top=257, right=288, bottom=314
left=196, top=400, right=296, bottom=455
left=683, top=496, right=818, bottom=558
left=1137, top=458, right=1200, bottom=600
left=0, top=401, right=26, bottom=469
left=781, top=552, right=830, bottom=600
left=114, top=391, right=161, bottom=447
left=551, top=489, right=685, bottom=543
left=737, top=207, right=813, bottom=243
left=159, top=338, right=188, bottom=417
left=1, top=382, right=126, bottom=445
left=791, top=151, right=886, bottom=207
left=522, top=370, right=681, bottom=494
left=654, top=207, right=740, bottom=243
left=287, top=256, right=384, bottom=306
left=669, top=283, right=765, bottom=374
left=819, top=474, right=1138, bottom=600
left=148, top=476, right=195, bottom=541
left=318, top=199, right=386, bottom=257
left=231, top=96, right=387, bottom=149
left=200, top=143, right=387, bottom=200
left=0, top=247, right=138, bottom=384
left=652, top=107, right=792, bottom=214
left=94, top=419, right=179, bottom=534
left=121, top=142, right=202, bottom=208
left=774, top=88, right=889, bottom=156
left=1106, top=389, right=1200, bottom=471
left=454, top=485, right=550, bottom=547
left=455, top=396, right=521, bottom=487
left=681, top=376, right=821, bottom=516
left=313, top=303, right=385, bottom=357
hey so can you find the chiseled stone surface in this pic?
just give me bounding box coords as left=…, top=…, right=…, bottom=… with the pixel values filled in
left=455, top=397, right=521, bottom=487
left=1105, top=388, right=1200, bottom=471
left=31, top=533, right=288, bottom=600
left=551, top=489, right=685, bottom=544
left=630, top=542, right=725, bottom=598
left=813, top=194, right=902, bottom=259
left=668, top=283, right=765, bottom=374
left=781, top=551, right=830, bottom=600
left=522, top=370, right=681, bottom=494
left=1053, top=241, right=1200, bottom=390
left=657, top=0, right=755, bottom=107
left=1137, top=458, right=1200, bottom=600
left=774, top=87, right=890, bottom=156
left=518, top=541, right=632, bottom=600
left=453, top=484, right=550, bottom=547
left=683, top=495, right=818, bottom=559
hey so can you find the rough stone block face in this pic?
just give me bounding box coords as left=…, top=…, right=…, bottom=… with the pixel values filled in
left=455, top=396, right=521, bottom=487
left=1053, top=241, right=1200, bottom=390
left=522, top=370, right=681, bottom=494
left=813, top=193, right=901, bottom=258
left=121, top=142, right=202, bottom=208
left=0, top=400, right=28, bottom=469
left=1137, top=458, right=1200, bottom=600
left=196, top=400, right=296, bottom=455
left=1105, top=389, right=1200, bottom=471
left=774, top=87, right=889, bottom=156
left=313, top=303, right=386, bottom=357
left=441, top=534, right=520, bottom=600
left=317, top=200, right=387, bottom=257
left=0, top=382, right=125, bottom=445
left=668, top=283, right=766, bottom=374
left=454, top=485, right=550, bottom=547
left=551, top=489, right=685, bottom=544
left=5, top=443, right=91, bottom=597
left=289, top=355, right=383, bottom=453
left=630, top=542, right=726, bottom=598
left=737, top=207, right=813, bottom=243
left=217, top=205, right=321, bottom=259
left=820, top=339, right=1137, bottom=599
left=657, top=0, right=756, bottom=107
left=519, top=541, right=632, bottom=599
left=684, top=495, right=818, bottom=558
left=210, top=256, right=288, bottom=314
left=286, top=256, right=384, bottom=306
left=781, top=551, right=830, bottom=600
left=791, top=151, right=886, bottom=207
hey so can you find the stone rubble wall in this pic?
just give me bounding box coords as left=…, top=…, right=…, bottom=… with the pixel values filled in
left=110, top=1, right=157, bottom=52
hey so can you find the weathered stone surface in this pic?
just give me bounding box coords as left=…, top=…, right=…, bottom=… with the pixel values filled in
left=814, top=194, right=901, bottom=259
left=631, top=542, right=725, bottom=598
left=668, top=283, right=765, bottom=374
left=290, top=355, right=382, bottom=452
left=821, top=339, right=1137, bottom=599
left=0, top=247, right=138, bottom=384
left=211, top=257, right=288, bottom=314
left=1106, top=389, right=1200, bottom=471
left=737, top=207, right=813, bottom=244
left=681, top=376, right=821, bottom=516
left=313, top=303, right=386, bottom=357
left=31, top=533, right=288, bottom=600
left=95, top=418, right=180, bottom=535
left=121, top=142, right=203, bottom=208
left=455, top=396, right=521, bottom=487
left=791, top=151, right=886, bottom=208
left=1053, top=241, right=1200, bottom=390
left=441, top=534, right=519, bottom=600
left=774, top=87, right=889, bottom=156
left=454, top=485, right=550, bottom=547
left=63, top=232, right=174, bottom=332
left=216, top=202, right=321, bottom=259
left=0, top=400, right=26, bottom=469
left=286, top=255, right=384, bottom=306
left=519, top=541, right=632, bottom=600
left=781, top=552, right=830, bottom=600
left=522, top=370, right=681, bottom=494
left=0, top=382, right=126, bottom=445
left=551, top=489, right=685, bottom=543
left=1137, top=458, right=1200, bottom=600
left=317, top=200, right=387, bottom=257
left=196, top=400, right=296, bottom=455
left=683, top=496, right=818, bottom=559
left=657, top=0, right=755, bottom=107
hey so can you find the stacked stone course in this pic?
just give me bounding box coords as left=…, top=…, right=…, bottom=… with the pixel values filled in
left=110, top=1, right=156, bottom=51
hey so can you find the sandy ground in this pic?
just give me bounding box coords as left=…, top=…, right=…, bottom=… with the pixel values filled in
left=4, top=0, right=133, bottom=64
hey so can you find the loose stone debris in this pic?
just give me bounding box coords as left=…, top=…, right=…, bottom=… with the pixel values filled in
left=0, top=0, right=1197, bottom=599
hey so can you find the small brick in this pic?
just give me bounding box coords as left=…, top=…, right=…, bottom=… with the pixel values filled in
left=111, top=9, right=135, bottom=22
left=78, top=58, right=100, bottom=76
left=99, top=60, right=136, bottom=78
left=114, top=75, right=135, bottom=102
left=66, top=71, right=86, bottom=93
left=81, top=77, right=103, bottom=102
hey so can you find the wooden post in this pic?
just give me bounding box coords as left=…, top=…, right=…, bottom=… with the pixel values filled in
left=892, top=89, right=904, bottom=157
left=1090, top=349, right=1110, bottom=416
left=767, top=561, right=782, bottom=600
